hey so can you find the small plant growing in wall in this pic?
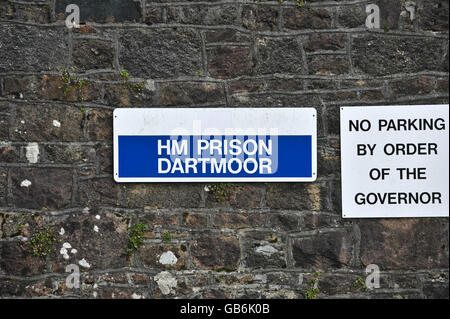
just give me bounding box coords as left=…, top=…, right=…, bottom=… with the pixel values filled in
left=58, top=68, right=87, bottom=111
left=353, top=276, right=369, bottom=291
left=206, top=183, right=231, bottom=202
left=126, top=222, right=147, bottom=255
left=120, top=68, right=145, bottom=93
left=304, top=272, right=320, bottom=299
left=25, top=226, right=57, bottom=258
left=161, top=231, right=172, bottom=243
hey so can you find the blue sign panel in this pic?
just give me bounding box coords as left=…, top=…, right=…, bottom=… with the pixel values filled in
left=113, top=108, right=317, bottom=182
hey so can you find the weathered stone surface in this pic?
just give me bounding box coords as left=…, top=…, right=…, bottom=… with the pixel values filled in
left=215, top=273, right=254, bottom=286
left=0, top=101, right=9, bottom=113
left=359, top=89, right=384, bottom=101
left=337, top=4, right=366, bottom=28
left=304, top=33, right=346, bottom=52
left=124, top=184, right=202, bottom=208
left=161, top=82, right=225, bottom=106
left=0, top=24, right=69, bottom=72
left=317, top=138, right=340, bottom=178
left=205, top=29, right=250, bottom=43
left=207, top=46, right=253, bottom=79
left=0, top=2, right=51, bottom=23
left=73, top=39, right=115, bottom=72
left=144, top=7, right=163, bottom=25
left=42, top=144, right=95, bottom=164
left=0, top=167, right=6, bottom=206
left=320, top=91, right=357, bottom=102
left=103, top=83, right=157, bottom=107
left=3, top=75, right=102, bottom=102
left=205, top=184, right=262, bottom=209
left=0, top=143, right=19, bottom=163
left=256, top=38, right=304, bottom=75
left=242, top=5, right=279, bottom=31
left=51, top=211, right=129, bottom=272
left=97, top=287, right=142, bottom=299
left=352, top=34, right=445, bottom=76
left=119, top=28, right=202, bottom=79
left=1, top=213, right=45, bottom=238
left=55, top=0, right=141, bottom=23
left=317, top=273, right=362, bottom=296
left=12, top=104, right=84, bottom=142
left=267, top=213, right=300, bottom=231
left=213, top=212, right=265, bottom=229
left=266, top=183, right=329, bottom=211
left=359, top=219, right=449, bottom=270
left=423, top=281, right=449, bottom=299
left=390, top=77, right=434, bottom=96
left=0, top=113, right=9, bottom=141
left=0, top=242, right=47, bottom=276
left=435, top=78, right=449, bottom=93
left=377, top=0, right=401, bottom=30
left=86, top=109, right=112, bottom=142
left=303, top=212, right=342, bottom=230
left=417, top=0, right=449, bottom=32
left=229, top=78, right=304, bottom=94
left=191, top=234, right=240, bottom=270
left=183, top=213, right=207, bottom=229
left=11, top=168, right=73, bottom=210
left=308, top=55, right=349, bottom=75
left=246, top=240, right=286, bottom=269
left=283, top=7, right=331, bottom=30
left=96, top=144, right=113, bottom=174
left=78, top=177, right=120, bottom=207
left=292, top=229, right=354, bottom=270
left=230, top=94, right=322, bottom=110
left=167, top=5, right=238, bottom=25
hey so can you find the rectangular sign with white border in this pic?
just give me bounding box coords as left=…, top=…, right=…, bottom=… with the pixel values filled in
left=340, top=104, right=449, bottom=218
left=114, top=108, right=317, bottom=182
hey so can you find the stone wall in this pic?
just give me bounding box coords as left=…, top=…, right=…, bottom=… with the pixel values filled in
left=0, top=0, right=448, bottom=299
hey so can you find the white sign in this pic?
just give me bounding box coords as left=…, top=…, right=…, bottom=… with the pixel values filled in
left=114, top=108, right=317, bottom=182
left=340, top=105, right=449, bottom=218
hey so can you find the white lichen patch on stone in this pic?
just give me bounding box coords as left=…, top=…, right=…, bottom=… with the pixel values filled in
left=60, top=248, right=69, bottom=260
left=154, top=271, right=177, bottom=295
left=145, top=79, right=156, bottom=91
left=236, top=95, right=250, bottom=103
left=20, top=179, right=32, bottom=188
left=79, top=258, right=91, bottom=269
left=159, top=251, right=178, bottom=266
left=132, top=293, right=143, bottom=299
left=25, top=142, right=39, bottom=164
left=52, top=120, right=61, bottom=128
left=255, top=244, right=278, bottom=256
left=94, top=225, right=99, bottom=232
left=60, top=243, right=72, bottom=260
left=254, top=274, right=267, bottom=283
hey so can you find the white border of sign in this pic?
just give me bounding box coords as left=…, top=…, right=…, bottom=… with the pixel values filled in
left=113, top=108, right=317, bottom=183
left=340, top=104, right=449, bottom=218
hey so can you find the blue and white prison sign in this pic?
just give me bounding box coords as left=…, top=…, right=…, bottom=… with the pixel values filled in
left=113, top=108, right=317, bottom=182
